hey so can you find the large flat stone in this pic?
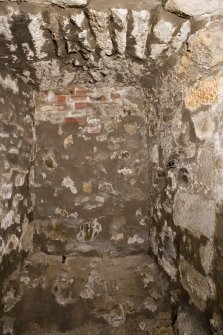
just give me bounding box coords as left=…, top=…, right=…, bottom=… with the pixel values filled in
left=50, top=0, right=88, bottom=6
left=173, top=192, right=215, bottom=238
left=2, top=0, right=89, bottom=7
left=164, top=0, right=223, bottom=18
left=187, top=23, right=223, bottom=70
left=192, top=112, right=215, bottom=141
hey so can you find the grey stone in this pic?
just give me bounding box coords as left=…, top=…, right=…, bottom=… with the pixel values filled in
left=131, top=10, right=150, bottom=59
left=175, top=308, right=210, bottom=335
left=173, top=192, right=215, bottom=238
left=50, top=0, right=88, bottom=6
left=87, top=9, right=113, bottom=55
left=2, top=0, right=89, bottom=6
left=187, top=22, right=223, bottom=69
left=153, top=19, right=175, bottom=44
left=199, top=239, right=214, bottom=274
left=210, top=313, right=223, bottom=335
left=179, top=257, right=216, bottom=311
left=192, top=112, right=215, bottom=141
left=164, top=0, right=223, bottom=18
left=196, top=145, right=215, bottom=190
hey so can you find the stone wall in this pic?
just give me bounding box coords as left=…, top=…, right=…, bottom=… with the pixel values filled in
left=0, top=0, right=223, bottom=334
left=148, top=14, right=223, bottom=332
left=0, top=66, right=35, bottom=332
left=33, top=85, right=148, bottom=256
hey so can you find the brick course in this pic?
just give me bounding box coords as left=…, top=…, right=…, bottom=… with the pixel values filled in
left=35, top=87, right=124, bottom=124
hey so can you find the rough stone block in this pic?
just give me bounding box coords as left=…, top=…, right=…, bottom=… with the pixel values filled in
left=47, top=0, right=88, bottom=7
left=87, top=9, right=113, bottom=56
left=111, top=8, right=128, bottom=55
left=164, top=0, right=223, bottom=18
left=0, top=0, right=88, bottom=3
left=192, top=112, right=215, bottom=140
left=196, top=145, right=215, bottom=190
left=187, top=23, right=223, bottom=70
left=158, top=255, right=177, bottom=281
left=173, top=192, right=215, bottom=238
left=199, top=239, right=214, bottom=275
left=175, top=307, right=210, bottom=335
left=185, top=78, right=220, bottom=112
left=131, top=10, right=150, bottom=59
left=179, top=257, right=216, bottom=310
left=153, top=19, right=175, bottom=44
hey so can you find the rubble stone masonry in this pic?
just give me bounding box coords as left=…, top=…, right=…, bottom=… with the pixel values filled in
left=1, top=0, right=223, bottom=334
